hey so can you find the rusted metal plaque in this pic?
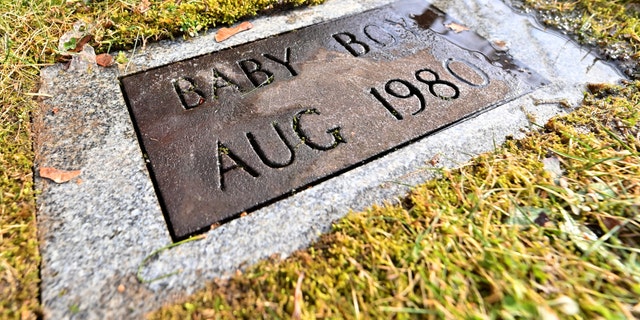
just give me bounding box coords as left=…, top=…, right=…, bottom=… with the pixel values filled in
left=121, top=0, right=546, bottom=239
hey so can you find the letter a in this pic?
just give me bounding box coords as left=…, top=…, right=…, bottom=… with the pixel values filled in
left=217, top=141, right=259, bottom=191
left=173, top=77, right=206, bottom=110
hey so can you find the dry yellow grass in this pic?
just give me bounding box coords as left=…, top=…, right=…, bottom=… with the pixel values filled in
left=151, top=81, right=640, bottom=319
left=0, top=0, right=321, bottom=318
left=1, top=0, right=638, bottom=318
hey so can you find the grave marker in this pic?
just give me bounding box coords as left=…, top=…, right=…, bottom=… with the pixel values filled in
left=120, top=0, right=546, bottom=239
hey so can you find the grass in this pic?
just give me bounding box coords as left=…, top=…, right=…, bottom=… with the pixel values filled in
left=151, top=81, right=640, bottom=318
left=149, top=0, right=640, bottom=318
left=0, top=0, right=321, bottom=318
left=0, top=0, right=55, bottom=317
left=0, top=0, right=638, bottom=318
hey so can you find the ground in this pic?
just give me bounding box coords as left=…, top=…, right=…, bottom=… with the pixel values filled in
left=0, top=0, right=638, bottom=318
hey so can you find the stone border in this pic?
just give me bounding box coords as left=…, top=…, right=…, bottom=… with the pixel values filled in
left=34, top=0, right=623, bottom=318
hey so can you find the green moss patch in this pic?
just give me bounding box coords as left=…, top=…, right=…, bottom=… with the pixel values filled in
left=0, top=0, right=321, bottom=318
left=2, top=0, right=639, bottom=318
left=151, top=81, right=640, bottom=319
left=150, top=1, right=640, bottom=317
left=68, top=0, right=324, bottom=51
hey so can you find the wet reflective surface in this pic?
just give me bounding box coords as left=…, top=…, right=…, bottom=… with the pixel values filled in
left=120, top=0, right=546, bottom=239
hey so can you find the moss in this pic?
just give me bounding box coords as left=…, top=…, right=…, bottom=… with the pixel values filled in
left=0, top=0, right=323, bottom=318
left=64, top=0, right=324, bottom=52
left=0, top=0, right=53, bottom=316
left=149, top=1, right=640, bottom=311
left=2, top=0, right=640, bottom=317
left=151, top=81, right=640, bottom=319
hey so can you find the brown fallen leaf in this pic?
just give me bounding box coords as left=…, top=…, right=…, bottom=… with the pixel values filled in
left=215, top=21, right=253, bottom=42
left=39, top=167, right=81, bottom=183
left=134, top=0, right=150, bottom=14
left=493, top=40, right=508, bottom=50
left=96, top=53, right=114, bottom=67
left=445, top=22, right=470, bottom=33
left=428, top=153, right=441, bottom=166
left=70, top=34, right=93, bottom=53
left=602, top=216, right=622, bottom=230
left=199, top=309, right=216, bottom=318
left=55, top=54, right=72, bottom=63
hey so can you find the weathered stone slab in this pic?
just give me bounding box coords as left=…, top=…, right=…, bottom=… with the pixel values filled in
left=121, top=1, right=545, bottom=238
left=35, top=0, right=624, bottom=318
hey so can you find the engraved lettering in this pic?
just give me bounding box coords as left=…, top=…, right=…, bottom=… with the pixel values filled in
left=263, top=47, right=298, bottom=77
left=173, top=77, right=206, bottom=110
left=332, top=32, right=370, bottom=57
left=217, top=141, right=260, bottom=191
left=369, top=87, right=403, bottom=120
left=238, top=58, right=274, bottom=88
left=445, top=59, right=489, bottom=87
left=120, top=3, right=546, bottom=239
left=383, top=18, right=417, bottom=37
left=246, top=122, right=295, bottom=168
left=381, top=79, right=426, bottom=116
left=364, top=25, right=396, bottom=47
left=415, top=68, right=460, bottom=100
left=293, top=109, right=346, bottom=151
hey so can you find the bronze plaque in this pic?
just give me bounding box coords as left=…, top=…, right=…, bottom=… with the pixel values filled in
left=120, top=0, right=546, bottom=239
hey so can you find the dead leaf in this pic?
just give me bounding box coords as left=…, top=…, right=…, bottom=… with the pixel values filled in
left=134, top=0, right=150, bottom=14
left=102, top=19, right=114, bottom=29
left=39, top=167, right=81, bottom=183
left=215, top=21, right=253, bottom=42
left=445, top=22, right=470, bottom=33
left=493, top=40, right=508, bottom=50
left=428, top=153, right=441, bottom=166
left=200, top=309, right=216, bottom=318
left=602, top=216, right=621, bottom=230
left=69, top=34, right=93, bottom=53
left=291, top=272, right=305, bottom=320
left=96, top=53, right=114, bottom=67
